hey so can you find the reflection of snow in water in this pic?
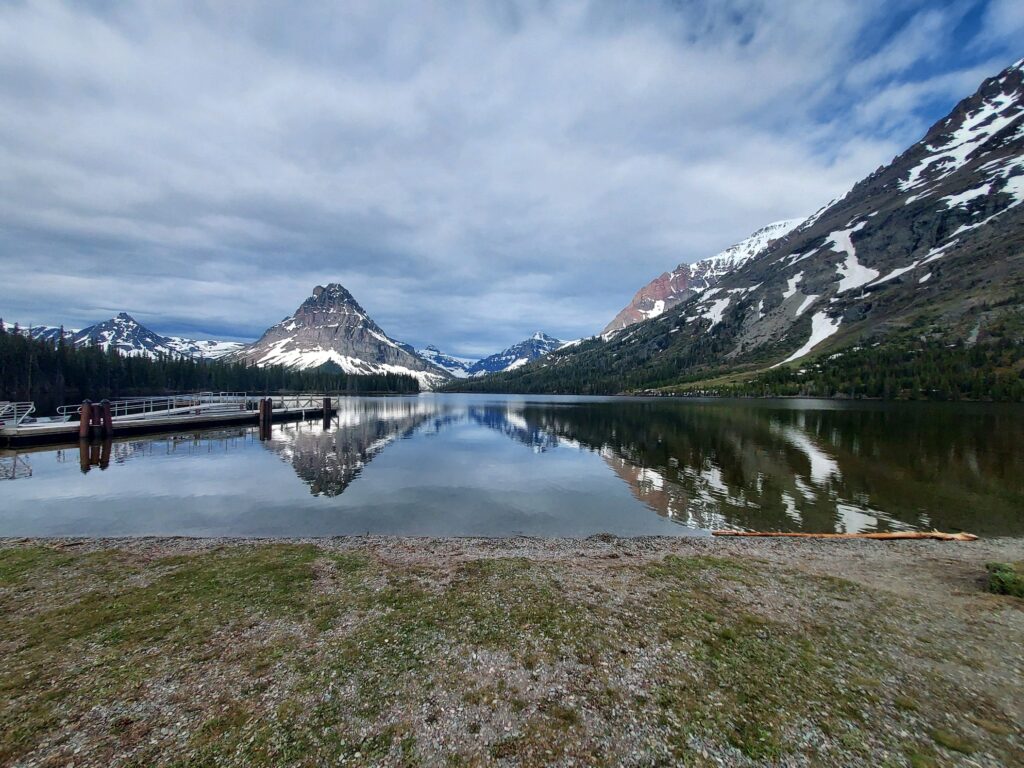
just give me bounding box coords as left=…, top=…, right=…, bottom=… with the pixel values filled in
left=781, top=492, right=801, bottom=525
left=597, top=415, right=938, bottom=534
left=778, top=425, right=841, bottom=485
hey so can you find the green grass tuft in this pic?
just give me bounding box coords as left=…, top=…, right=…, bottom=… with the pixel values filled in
left=985, top=562, right=1024, bottom=598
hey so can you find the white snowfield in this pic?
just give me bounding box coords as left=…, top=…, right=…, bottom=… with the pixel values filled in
left=165, top=337, right=245, bottom=359
left=254, top=339, right=447, bottom=389
left=772, top=311, right=842, bottom=368
left=416, top=346, right=476, bottom=378
left=688, top=218, right=805, bottom=285
left=795, top=294, right=818, bottom=317
left=782, top=272, right=803, bottom=300
left=829, top=223, right=878, bottom=294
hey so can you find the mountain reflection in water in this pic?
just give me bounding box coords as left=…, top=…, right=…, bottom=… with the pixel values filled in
left=3, top=395, right=1021, bottom=536
left=253, top=396, right=1023, bottom=535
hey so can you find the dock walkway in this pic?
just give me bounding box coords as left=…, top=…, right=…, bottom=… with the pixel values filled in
left=0, top=393, right=337, bottom=446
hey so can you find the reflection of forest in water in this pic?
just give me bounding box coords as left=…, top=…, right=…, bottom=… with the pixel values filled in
left=522, top=401, right=1024, bottom=535
left=9, top=397, right=1020, bottom=535
left=255, top=398, right=1024, bottom=533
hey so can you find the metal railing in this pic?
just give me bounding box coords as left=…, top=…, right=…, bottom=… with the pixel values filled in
left=0, top=402, right=35, bottom=428
left=265, top=394, right=329, bottom=412
left=56, top=393, right=250, bottom=423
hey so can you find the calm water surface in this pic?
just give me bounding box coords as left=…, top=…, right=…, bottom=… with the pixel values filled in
left=2, top=394, right=1022, bottom=537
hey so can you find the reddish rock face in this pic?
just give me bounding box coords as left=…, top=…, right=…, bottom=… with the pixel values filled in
left=602, top=269, right=693, bottom=334
left=602, top=218, right=804, bottom=335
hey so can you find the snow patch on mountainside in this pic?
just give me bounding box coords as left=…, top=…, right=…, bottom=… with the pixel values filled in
left=902, top=99, right=1023, bottom=190
left=252, top=339, right=446, bottom=388
left=417, top=345, right=476, bottom=378
left=773, top=312, right=842, bottom=367
left=829, top=223, right=878, bottom=293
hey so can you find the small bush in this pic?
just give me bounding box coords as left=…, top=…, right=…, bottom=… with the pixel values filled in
left=985, top=562, right=1024, bottom=598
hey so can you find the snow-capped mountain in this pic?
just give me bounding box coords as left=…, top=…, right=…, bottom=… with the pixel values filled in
left=232, top=284, right=452, bottom=389
left=468, top=332, right=563, bottom=376
left=65, top=313, right=243, bottom=359
left=3, top=323, right=76, bottom=343
left=466, top=57, right=1024, bottom=391
left=603, top=218, right=804, bottom=334
left=164, top=337, right=246, bottom=359
left=417, top=345, right=476, bottom=378
left=71, top=313, right=175, bottom=356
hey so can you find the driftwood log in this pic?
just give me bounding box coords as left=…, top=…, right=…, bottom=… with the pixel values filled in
left=711, top=530, right=977, bottom=542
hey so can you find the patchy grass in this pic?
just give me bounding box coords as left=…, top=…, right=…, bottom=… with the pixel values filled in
left=930, top=728, right=977, bottom=755
left=986, top=561, right=1024, bottom=597
left=0, top=540, right=1021, bottom=767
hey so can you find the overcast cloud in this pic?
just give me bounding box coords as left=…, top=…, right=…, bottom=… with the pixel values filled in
left=0, top=0, right=1020, bottom=356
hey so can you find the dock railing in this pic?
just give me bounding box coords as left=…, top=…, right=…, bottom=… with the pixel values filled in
left=56, top=393, right=251, bottom=423
left=0, top=402, right=36, bottom=429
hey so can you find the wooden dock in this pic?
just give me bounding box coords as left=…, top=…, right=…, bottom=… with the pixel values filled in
left=0, top=393, right=337, bottom=446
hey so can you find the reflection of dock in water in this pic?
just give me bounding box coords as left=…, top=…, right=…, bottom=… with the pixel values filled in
left=0, top=427, right=253, bottom=480
left=0, top=454, right=33, bottom=480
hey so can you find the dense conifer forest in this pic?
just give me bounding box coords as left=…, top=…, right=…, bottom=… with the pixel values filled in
left=452, top=336, right=1024, bottom=402
left=0, top=323, right=418, bottom=415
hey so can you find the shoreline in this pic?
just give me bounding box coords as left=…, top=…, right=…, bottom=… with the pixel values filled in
left=2, top=535, right=1021, bottom=766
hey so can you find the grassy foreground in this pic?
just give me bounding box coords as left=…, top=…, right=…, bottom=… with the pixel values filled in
left=0, top=537, right=1021, bottom=767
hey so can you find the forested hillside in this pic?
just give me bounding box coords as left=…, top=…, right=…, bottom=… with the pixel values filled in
left=0, top=324, right=418, bottom=415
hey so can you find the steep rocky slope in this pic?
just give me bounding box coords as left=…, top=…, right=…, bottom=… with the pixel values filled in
left=461, top=57, right=1024, bottom=394
left=603, top=219, right=803, bottom=334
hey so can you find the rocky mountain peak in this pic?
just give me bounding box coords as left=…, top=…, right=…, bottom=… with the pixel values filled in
left=467, top=332, right=563, bottom=376
left=233, top=283, right=451, bottom=388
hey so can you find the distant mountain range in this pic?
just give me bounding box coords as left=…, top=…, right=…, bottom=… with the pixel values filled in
left=458, top=56, right=1024, bottom=395
left=5, top=314, right=243, bottom=360
left=220, top=284, right=566, bottom=388
left=7, top=295, right=568, bottom=389
left=416, top=345, right=476, bottom=378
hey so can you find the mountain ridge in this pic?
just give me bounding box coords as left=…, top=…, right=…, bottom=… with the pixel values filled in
left=453, top=57, right=1024, bottom=396
left=602, top=218, right=804, bottom=334
left=466, top=332, right=563, bottom=376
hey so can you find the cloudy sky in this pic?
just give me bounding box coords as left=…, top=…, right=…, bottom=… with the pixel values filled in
left=1, top=0, right=1021, bottom=357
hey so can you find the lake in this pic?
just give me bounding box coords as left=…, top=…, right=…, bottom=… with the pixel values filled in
left=1, top=394, right=1021, bottom=538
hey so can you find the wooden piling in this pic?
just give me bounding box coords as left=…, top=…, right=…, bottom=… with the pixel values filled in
left=322, top=396, right=331, bottom=429
left=100, top=399, right=113, bottom=438
left=78, top=400, right=92, bottom=440
left=99, top=439, right=111, bottom=469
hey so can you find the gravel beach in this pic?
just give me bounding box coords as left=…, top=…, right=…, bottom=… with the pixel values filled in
left=1, top=535, right=1021, bottom=767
